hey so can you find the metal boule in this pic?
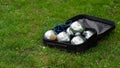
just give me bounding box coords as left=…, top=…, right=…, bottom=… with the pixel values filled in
left=57, top=32, right=70, bottom=42
left=66, top=27, right=74, bottom=35
left=83, top=30, right=94, bottom=39
left=75, top=32, right=81, bottom=36
left=44, top=30, right=57, bottom=41
left=71, top=36, right=85, bottom=45
left=70, top=21, right=85, bottom=33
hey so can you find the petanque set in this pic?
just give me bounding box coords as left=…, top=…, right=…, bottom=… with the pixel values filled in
left=43, top=14, right=115, bottom=52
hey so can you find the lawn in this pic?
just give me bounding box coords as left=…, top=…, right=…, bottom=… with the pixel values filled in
left=0, top=0, right=120, bottom=68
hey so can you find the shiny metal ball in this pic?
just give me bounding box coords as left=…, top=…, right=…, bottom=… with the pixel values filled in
left=57, top=32, right=70, bottom=42
left=71, top=36, right=85, bottom=45
left=70, top=21, right=85, bottom=33
left=75, top=32, right=81, bottom=36
left=66, top=27, right=74, bottom=35
left=83, top=30, right=94, bottom=39
left=44, top=30, right=57, bottom=41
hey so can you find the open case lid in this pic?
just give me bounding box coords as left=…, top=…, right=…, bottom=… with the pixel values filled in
left=65, top=14, right=115, bottom=37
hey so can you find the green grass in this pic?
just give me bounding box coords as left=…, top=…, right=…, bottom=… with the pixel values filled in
left=0, top=0, right=120, bottom=68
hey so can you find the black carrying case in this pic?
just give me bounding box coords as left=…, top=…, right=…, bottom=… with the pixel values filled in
left=43, top=14, right=115, bottom=52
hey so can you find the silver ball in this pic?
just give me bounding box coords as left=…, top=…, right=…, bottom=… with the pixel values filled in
left=75, top=32, right=81, bottom=36
left=70, top=21, right=85, bottom=33
left=71, top=36, right=85, bottom=45
left=83, top=30, right=94, bottom=39
left=66, top=27, right=74, bottom=35
left=57, top=32, right=70, bottom=42
left=44, top=30, right=57, bottom=40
